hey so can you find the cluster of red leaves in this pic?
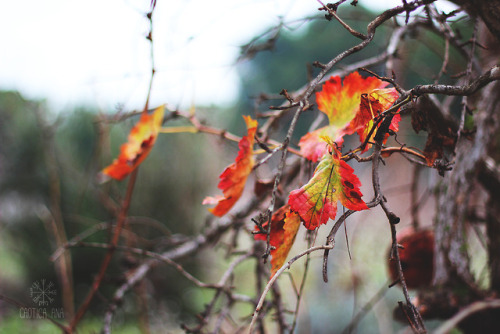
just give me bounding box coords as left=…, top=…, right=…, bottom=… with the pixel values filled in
left=101, top=72, right=402, bottom=278
left=202, top=72, right=401, bottom=275
left=288, top=73, right=401, bottom=233
left=101, top=106, right=165, bottom=181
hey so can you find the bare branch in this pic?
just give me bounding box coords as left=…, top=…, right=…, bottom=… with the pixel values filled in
left=248, top=244, right=335, bottom=333
left=412, top=65, right=500, bottom=96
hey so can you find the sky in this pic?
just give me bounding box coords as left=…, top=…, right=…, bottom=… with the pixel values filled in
left=0, top=0, right=457, bottom=113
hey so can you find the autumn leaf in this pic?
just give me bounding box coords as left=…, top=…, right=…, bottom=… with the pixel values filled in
left=299, top=72, right=390, bottom=161
left=350, top=89, right=400, bottom=152
left=203, top=115, right=258, bottom=217
left=101, top=105, right=165, bottom=181
left=254, top=205, right=301, bottom=277
left=289, top=143, right=368, bottom=230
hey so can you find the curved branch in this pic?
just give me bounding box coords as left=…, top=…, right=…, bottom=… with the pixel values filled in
left=434, top=299, right=500, bottom=334
left=412, top=65, right=500, bottom=96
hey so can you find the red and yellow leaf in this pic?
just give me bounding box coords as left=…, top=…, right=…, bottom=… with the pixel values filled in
left=350, top=89, right=400, bottom=151
left=316, top=72, right=386, bottom=127
left=254, top=205, right=301, bottom=277
left=289, top=145, right=368, bottom=230
left=101, top=105, right=165, bottom=181
left=299, top=72, right=390, bottom=160
left=203, top=115, right=258, bottom=217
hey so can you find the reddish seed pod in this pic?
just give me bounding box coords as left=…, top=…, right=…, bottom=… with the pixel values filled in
left=388, top=229, right=434, bottom=289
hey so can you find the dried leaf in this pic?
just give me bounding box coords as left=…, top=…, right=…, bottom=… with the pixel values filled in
left=254, top=179, right=275, bottom=197
left=411, top=96, right=457, bottom=166
left=203, top=116, right=258, bottom=217
left=101, top=105, right=165, bottom=181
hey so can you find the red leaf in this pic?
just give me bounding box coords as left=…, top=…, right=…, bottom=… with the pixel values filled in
left=101, top=106, right=165, bottom=181
left=254, top=205, right=301, bottom=277
left=203, top=116, right=258, bottom=217
left=289, top=144, right=367, bottom=230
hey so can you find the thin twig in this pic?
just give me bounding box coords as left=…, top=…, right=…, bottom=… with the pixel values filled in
left=102, top=197, right=264, bottom=332
left=290, top=236, right=314, bottom=333
left=372, top=136, right=425, bottom=333
left=35, top=109, right=75, bottom=320
left=322, top=198, right=381, bottom=282
left=316, top=0, right=367, bottom=40
left=456, top=17, right=478, bottom=144
left=70, top=168, right=139, bottom=331
left=248, top=244, right=334, bottom=333
left=263, top=102, right=306, bottom=259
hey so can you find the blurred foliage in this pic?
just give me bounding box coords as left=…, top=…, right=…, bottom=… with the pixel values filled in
left=0, top=91, right=223, bottom=322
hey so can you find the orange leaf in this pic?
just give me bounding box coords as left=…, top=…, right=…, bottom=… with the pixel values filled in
left=254, top=205, right=301, bottom=277
left=101, top=106, right=165, bottom=181
left=203, top=116, right=258, bottom=217
left=316, top=71, right=388, bottom=128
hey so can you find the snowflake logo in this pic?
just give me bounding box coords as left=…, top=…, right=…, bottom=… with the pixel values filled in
left=30, top=279, right=56, bottom=306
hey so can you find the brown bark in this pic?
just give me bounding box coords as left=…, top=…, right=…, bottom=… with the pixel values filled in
left=479, top=158, right=500, bottom=293
left=430, top=8, right=500, bottom=327
left=452, top=0, right=500, bottom=41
